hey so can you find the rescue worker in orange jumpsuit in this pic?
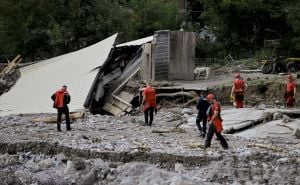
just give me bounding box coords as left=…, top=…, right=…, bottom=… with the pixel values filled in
left=51, top=85, right=71, bottom=131
left=231, top=73, right=247, bottom=108
left=141, top=85, right=157, bottom=126
left=285, top=74, right=297, bottom=108
left=205, top=94, right=228, bottom=149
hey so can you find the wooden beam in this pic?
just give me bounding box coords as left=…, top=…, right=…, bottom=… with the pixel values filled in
left=0, top=55, right=22, bottom=77
left=157, top=92, right=196, bottom=99
left=31, top=112, right=85, bottom=123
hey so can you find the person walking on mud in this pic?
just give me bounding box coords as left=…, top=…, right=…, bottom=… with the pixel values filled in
left=205, top=94, right=228, bottom=149
left=285, top=74, right=297, bottom=108
left=195, top=92, right=210, bottom=138
left=231, top=73, right=247, bottom=108
left=141, top=83, right=157, bottom=127
left=51, top=85, right=71, bottom=131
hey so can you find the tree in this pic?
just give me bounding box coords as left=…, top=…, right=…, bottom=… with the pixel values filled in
left=0, top=0, right=180, bottom=61
left=202, top=0, right=273, bottom=57
left=285, top=0, right=300, bottom=56
left=125, top=0, right=180, bottom=38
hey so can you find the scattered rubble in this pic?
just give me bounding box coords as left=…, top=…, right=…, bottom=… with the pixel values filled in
left=0, top=61, right=299, bottom=184
left=0, top=107, right=299, bottom=184
left=0, top=55, right=22, bottom=96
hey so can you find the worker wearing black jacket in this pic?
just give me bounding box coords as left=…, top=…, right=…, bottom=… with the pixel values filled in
left=196, top=92, right=211, bottom=138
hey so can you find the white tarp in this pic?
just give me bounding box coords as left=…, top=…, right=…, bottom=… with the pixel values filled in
left=117, top=36, right=153, bottom=47
left=0, top=34, right=118, bottom=116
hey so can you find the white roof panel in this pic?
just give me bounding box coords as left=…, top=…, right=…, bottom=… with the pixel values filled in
left=0, top=34, right=118, bottom=116
left=117, top=36, right=153, bottom=47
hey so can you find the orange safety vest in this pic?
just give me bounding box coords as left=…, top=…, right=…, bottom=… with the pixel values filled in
left=233, top=79, right=245, bottom=94
left=54, top=89, right=68, bottom=108
left=286, top=81, right=296, bottom=93
left=208, top=101, right=223, bottom=133
left=143, top=86, right=156, bottom=111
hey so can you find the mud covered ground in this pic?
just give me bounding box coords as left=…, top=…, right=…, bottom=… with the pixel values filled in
left=0, top=63, right=299, bottom=185
left=0, top=107, right=299, bottom=185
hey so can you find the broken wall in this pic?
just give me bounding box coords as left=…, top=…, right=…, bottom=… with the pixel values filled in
left=151, top=30, right=196, bottom=81
left=169, top=31, right=195, bottom=80
left=139, top=43, right=153, bottom=81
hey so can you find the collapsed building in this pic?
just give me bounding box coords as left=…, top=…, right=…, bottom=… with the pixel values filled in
left=0, top=30, right=197, bottom=116
left=86, top=30, right=197, bottom=116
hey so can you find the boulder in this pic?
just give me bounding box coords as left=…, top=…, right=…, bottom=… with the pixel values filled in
left=273, top=112, right=283, bottom=120
left=282, top=114, right=291, bottom=123
left=174, top=163, right=185, bottom=172
left=293, top=128, right=300, bottom=139
left=182, top=108, right=193, bottom=115
left=73, top=158, right=85, bottom=170
left=79, top=168, right=97, bottom=185
left=64, top=161, right=76, bottom=175
left=33, top=171, right=69, bottom=185
left=38, top=158, right=54, bottom=170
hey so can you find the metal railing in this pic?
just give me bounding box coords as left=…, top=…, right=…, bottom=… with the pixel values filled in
left=195, top=58, right=224, bottom=67
left=195, top=55, right=234, bottom=67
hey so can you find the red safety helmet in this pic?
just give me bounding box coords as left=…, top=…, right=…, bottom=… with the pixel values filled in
left=207, top=94, right=215, bottom=100
left=235, top=73, right=241, bottom=78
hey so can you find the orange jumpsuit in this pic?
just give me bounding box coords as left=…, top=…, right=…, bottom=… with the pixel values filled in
left=233, top=78, right=245, bottom=108
left=285, top=81, right=296, bottom=107
left=205, top=100, right=228, bottom=149
left=142, top=86, right=157, bottom=126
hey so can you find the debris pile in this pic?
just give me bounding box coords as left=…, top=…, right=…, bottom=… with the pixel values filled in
left=0, top=108, right=299, bottom=184
left=0, top=55, right=21, bottom=96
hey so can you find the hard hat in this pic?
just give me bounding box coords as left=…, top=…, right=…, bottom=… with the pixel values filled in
left=235, top=73, right=240, bottom=78
left=207, top=94, right=215, bottom=100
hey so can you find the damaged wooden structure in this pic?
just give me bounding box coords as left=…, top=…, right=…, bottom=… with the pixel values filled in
left=0, top=31, right=197, bottom=116
left=84, top=30, right=197, bottom=116
left=0, top=55, right=22, bottom=79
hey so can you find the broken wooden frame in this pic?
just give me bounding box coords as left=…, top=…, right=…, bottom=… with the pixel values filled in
left=0, top=55, right=22, bottom=79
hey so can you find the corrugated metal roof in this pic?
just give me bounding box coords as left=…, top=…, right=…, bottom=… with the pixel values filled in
left=0, top=34, right=118, bottom=116
left=117, top=36, right=153, bottom=47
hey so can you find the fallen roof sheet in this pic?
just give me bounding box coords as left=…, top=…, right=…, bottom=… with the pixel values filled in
left=0, top=34, right=118, bottom=116
left=117, top=36, right=153, bottom=47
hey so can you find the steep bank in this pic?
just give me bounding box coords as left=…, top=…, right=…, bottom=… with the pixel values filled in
left=209, top=76, right=299, bottom=107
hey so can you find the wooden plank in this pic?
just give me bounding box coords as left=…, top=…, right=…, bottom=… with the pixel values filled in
left=102, top=68, right=121, bottom=85
left=103, top=100, right=131, bottom=117
left=103, top=61, right=140, bottom=116
left=31, top=112, right=85, bottom=123
left=187, top=32, right=196, bottom=80
left=117, top=91, right=134, bottom=102
left=169, top=31, right=195, bottom=80
left=95, top=68, right=122, bottom=107
left=111, top=94, right=132, bottom=107
left=113, top=67, right=140, bottom=94
left=0, top=55, right=22, bottom=77
left=139, top=43, right=152, bottom=80
left=103, top=103, right=123, bottom=116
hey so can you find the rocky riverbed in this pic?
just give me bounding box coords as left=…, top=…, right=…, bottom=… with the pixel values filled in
left=0, top=107, right=300, bottom=185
